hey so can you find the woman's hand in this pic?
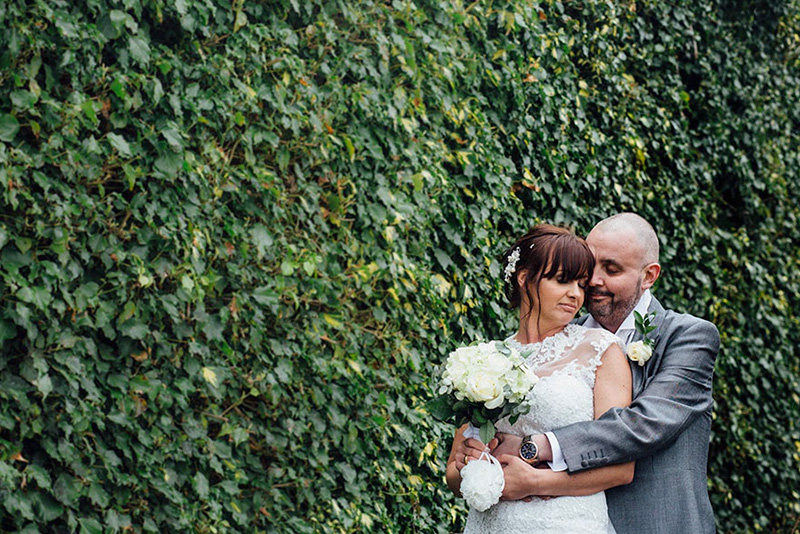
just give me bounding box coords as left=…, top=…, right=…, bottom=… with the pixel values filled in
left=446, top=425, right=499, bottom=495
left=453, top=435, right=498, bottom=472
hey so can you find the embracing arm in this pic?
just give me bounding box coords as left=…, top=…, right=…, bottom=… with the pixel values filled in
left=500, top=341, right=634, bottom=499
left=553, top=317, right=720, bottom=473
left=499, top=457, right=634, bottom=500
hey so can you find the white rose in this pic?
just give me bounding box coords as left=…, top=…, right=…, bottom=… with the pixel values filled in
left=627, top=340, right=653, bottom=366
left=479, top=346, right=513, bottom=377
left=464, top=374, right=504, bottom=408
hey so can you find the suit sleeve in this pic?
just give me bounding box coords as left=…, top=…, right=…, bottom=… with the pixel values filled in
left=552, top=316, right=720, bottom=473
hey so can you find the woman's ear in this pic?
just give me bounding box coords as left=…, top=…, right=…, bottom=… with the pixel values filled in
left=516, top=269, right=528, bottom=290
left=641, top=263, right=661, bottom=290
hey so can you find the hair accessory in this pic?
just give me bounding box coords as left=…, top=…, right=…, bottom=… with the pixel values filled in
left=504, top=247, right=521, bottom=283
left=529, top=241, right=535, bottom=249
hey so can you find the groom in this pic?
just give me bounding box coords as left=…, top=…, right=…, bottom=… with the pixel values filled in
left=494, top=213, right=720, bottom=534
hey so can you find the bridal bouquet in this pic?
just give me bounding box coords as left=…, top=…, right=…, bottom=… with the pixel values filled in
left=428, top=340, right=538, bottom=511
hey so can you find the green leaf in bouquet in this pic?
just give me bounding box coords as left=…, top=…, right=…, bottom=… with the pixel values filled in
left=479, top=421, right=495, bottom=445
left=426, top=394, right=454, bottom=422
left=452, top=399, right=471, bottom=414
left=472, top=410, right=487, bottom=424
left=495, top=341, right=511, bottom=355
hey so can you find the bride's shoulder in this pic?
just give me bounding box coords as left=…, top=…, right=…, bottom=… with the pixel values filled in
left=571, top=325, right=622, bottom=349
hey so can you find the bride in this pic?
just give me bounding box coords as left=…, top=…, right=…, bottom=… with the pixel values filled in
left=445, top=224, right=634, bottom=534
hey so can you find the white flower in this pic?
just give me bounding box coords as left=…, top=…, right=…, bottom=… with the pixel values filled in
left=464, top=374, right=504, bottom=407
left=437, top=341, right=537, bottom=414
left=460, top=452, right=505, bottom=512
left=505, top=363, right=539, bottom=403
left=480, top=346, right=513, bottom=378
left=627, top=340, right=653, bottom=366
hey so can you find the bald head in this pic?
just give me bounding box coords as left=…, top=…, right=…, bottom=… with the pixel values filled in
left=584, top=213, right=661, bottom=331
left=590, top=213, right=659, bottom=267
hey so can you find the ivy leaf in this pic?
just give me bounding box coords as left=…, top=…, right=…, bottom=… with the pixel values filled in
left=0, top=320, right=17, bottom=342
left=107, top=133, right=132, bottom=157
left=53, top=475, right=81, bottom=506
left=35, top=374, right=52, bottom=398
left=16, top=286, right=53, bottom=310
left=78, top=518, right=103, bottom=534
left=250, top=225, right=273, bottom=259
left=426, top=394, right=454, bottom=422
left=0, top=114, right=20, bottom=142
left=119, top=322, right=148, bottom=340
left=11, top=90, right=38, bottom=109
left=128, top=36, right=151, bottom=66
left=154, top=151, right=183, bottom=176
left=161, top=128, right=184, bottom=151
left=194, top=472, right=210, bottom=498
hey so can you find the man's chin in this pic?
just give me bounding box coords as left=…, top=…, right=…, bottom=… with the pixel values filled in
left=585, top=301, right=612, bottom=318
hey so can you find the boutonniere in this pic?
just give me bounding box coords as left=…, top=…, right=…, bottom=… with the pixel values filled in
left=627, top=311, right=657, bottom=366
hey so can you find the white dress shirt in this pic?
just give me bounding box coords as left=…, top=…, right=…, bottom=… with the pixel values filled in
left=545, top=290, right=653, bottom=471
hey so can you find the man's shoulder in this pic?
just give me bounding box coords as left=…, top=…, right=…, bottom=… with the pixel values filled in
left=658, top=306, right=717, bottom=330
left=655, top=305, right=720, bottom=349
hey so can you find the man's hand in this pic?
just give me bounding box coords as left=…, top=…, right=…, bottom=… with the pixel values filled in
left=497, top=454, right=536, bottom=501
left=491, top=433, right=522, bottom=458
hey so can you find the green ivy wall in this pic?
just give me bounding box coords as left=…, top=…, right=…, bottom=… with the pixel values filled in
left=0, top=0, right=798, bottom=532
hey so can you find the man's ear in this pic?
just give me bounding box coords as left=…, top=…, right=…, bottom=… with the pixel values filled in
left=641, top=263, right=661, bottom=290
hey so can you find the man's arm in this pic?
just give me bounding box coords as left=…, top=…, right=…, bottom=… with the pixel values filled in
left=499, top=340, right=635, bottom=499
left=553, top=317, right=719, bottom=473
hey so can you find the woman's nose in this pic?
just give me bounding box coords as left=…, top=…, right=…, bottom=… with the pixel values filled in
left=567, top=280, right=582, bottom=296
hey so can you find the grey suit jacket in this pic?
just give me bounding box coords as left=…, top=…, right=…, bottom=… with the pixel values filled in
left=555, top=297, right=720, bottom=534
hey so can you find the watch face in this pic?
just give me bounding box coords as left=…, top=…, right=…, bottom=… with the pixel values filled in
left=520, top=441, right=537, bottom=460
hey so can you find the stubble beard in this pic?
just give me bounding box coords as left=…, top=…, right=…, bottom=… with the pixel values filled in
left=585, top=287, right=642, bottom=332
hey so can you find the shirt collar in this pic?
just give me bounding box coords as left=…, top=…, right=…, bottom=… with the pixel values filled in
left=584, top=289, right=652, bottom=335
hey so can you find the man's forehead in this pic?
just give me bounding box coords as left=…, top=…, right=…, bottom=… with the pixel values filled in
left=589, top=231, right=643, bottom=265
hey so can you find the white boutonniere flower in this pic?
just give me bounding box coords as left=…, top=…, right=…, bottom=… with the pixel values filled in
left=626, top=340, right=653, bottom=366
left=628, top=311, right=656, bottom=366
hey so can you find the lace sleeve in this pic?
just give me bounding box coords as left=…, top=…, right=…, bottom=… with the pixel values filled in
left=533, top=327, right=623, bottom=389
left=583, top=328, right=624, bottom=388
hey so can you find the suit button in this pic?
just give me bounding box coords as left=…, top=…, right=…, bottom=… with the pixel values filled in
left=581, top=460, right=589, bottom=467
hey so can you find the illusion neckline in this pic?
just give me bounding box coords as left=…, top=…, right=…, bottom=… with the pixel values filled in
left=505, top=323, right=580, bottom=350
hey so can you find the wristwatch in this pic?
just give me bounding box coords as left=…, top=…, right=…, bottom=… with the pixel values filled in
left=519, top=435, right=539, bottom=465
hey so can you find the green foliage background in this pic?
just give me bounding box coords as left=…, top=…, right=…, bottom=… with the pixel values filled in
left=1, top=0, right=798, bottom=532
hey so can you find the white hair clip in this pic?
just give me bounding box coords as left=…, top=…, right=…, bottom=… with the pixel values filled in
left=504, top=247, right=521, bottom=283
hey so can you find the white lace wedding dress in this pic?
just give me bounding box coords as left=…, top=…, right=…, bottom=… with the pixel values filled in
left=463, top=324, right=621, bottom=534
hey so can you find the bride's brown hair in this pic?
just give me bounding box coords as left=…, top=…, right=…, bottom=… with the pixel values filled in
left=502, top=224, right=594, bottom=317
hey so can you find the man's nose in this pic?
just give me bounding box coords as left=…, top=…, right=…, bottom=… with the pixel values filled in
left=589, top=271, right=603, bottom=287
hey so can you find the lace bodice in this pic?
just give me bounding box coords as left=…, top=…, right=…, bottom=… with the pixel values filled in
left=495, top=324, right=620, bottom=436
left=464, top=324, right=621, bottom=534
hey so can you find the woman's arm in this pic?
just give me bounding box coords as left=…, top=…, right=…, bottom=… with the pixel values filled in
left=499, top=342, right=634, bottom=499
